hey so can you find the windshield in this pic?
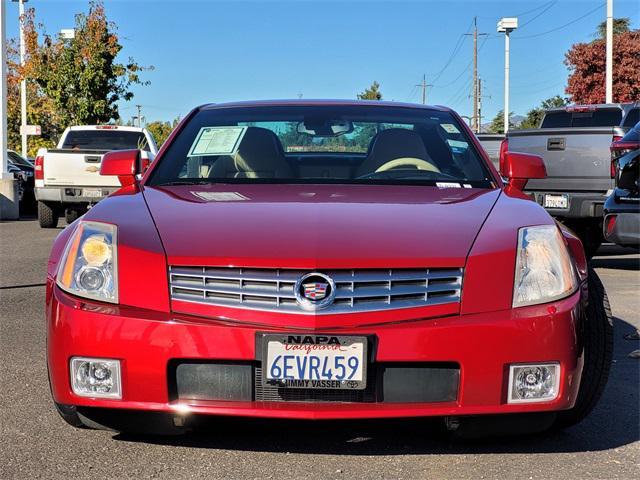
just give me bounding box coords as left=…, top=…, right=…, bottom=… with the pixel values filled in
left=62, top=130, right=149, bottom=151
left=147, top=105, right=494, bottom=188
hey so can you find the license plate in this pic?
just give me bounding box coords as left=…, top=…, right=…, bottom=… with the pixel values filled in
left=83, top=188, right=103, bottom=198
left=544, top=194, right=569, bottom=209
left=263, top=334, right=367, bottom=390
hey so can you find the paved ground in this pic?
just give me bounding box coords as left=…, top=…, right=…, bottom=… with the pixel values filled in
left=1, top=218, right=638, bottom=480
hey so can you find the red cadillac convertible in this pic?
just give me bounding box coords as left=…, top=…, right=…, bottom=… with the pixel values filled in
left=46, top=100, right=612, bottom=436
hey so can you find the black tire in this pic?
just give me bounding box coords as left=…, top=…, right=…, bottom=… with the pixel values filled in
left=38, top=201, right=59, bottom=228
left=65, top=208, right=80, bottom=225
left=555, top=267, right=613, bottom=428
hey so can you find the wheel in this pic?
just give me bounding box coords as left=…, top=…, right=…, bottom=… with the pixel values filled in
left=65, top=208, right=81, bottom=224
left=555, top=266, right=613, bottom=428
left=38, top=201, right=59, bottom=228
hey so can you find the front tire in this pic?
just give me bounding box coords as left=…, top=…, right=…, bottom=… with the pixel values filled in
left=38, top=201, right=59, bottom=228
left=555, top=267, right=613, bottom=428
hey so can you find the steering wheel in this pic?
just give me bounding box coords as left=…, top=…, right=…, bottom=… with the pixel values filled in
left=375, top=157, right=441, bottom=174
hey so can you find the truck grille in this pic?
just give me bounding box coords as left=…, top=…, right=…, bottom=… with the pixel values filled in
left=169, top=266, right=463, bottom=314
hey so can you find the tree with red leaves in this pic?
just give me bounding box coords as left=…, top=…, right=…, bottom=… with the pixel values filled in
left=565, top=29, right=640, bottom=104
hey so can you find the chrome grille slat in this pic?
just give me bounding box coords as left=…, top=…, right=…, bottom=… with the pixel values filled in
left=169, top=266, right=463, bottom=315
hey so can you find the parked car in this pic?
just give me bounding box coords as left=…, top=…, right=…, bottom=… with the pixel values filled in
left=35, top=125, right=158, bottom=228
left=503, top=102, right=639, bottom=257
left=47, top=100, right=612, bottom=437
left=6, top=158, right=27, bottom=202
left=604, top=121, right=640, bottom=248
left=7, top=150, right=35, bottom=211
left=476, top=133, right=504, bottom=169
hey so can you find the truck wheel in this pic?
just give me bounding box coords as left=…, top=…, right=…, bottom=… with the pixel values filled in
left=555, top=267, right=613, bottom=429
left=65, top=208, right=81, bottom=225
left=38, top=201, right=59, bottom=228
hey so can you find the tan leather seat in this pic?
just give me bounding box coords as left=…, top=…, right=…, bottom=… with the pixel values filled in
left=209, top=127, right=293, bottom=179
left=356, top=128, right=435, bottom=177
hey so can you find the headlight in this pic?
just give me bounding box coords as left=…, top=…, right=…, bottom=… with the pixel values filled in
left=56, top=221, right=118, bottom=303
left=513, top=225, right=577, bottom=307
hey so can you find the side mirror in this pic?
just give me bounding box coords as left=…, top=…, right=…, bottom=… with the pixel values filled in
left=100, top=149, right=141, bottom=187
left=500, top=151, right=546, bottom=190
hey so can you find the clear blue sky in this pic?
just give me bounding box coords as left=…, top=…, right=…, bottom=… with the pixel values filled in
left=6, top=0, right=639, bottom=125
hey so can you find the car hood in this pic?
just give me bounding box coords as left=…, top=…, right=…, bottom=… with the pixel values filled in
left=142, top=184, right=500, bottom=269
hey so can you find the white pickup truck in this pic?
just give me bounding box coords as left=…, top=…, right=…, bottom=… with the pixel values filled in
left=34, top=125, right=158, bottom=228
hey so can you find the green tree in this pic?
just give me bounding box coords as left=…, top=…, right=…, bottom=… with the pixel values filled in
left=487, top=110, right=515, bottom=134
left=29, top=1, right=151, bottom=128
left=145, top=118, right=180, bottom=147
left=357, top=81, right=383, bottom=100
left=595, top=17, right=631, bottom=39
left=520, top=95, right=569, bottom=129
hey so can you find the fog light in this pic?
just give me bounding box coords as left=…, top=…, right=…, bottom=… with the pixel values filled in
left=508, top=363, right=559, bottom=403
left=70, top=357, right=121, bottom=399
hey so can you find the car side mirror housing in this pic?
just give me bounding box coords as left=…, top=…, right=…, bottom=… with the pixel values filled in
left=500, top=151, right=546, bottom=190
left=100, top=149, right=142, bottom=187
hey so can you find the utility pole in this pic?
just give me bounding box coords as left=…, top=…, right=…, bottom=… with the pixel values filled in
left=415, top=74, right=433, bottom=105
left=605, top=0, right=613, bottom=103
left=465, top=17, right=487, bottom=133
left=136, top=105, right=143, bottom=127
left=14, top=0, right=28, bottom=157
left=1, top=0, right=20, bottom=219
left=477, top=78, right=491, bottom=132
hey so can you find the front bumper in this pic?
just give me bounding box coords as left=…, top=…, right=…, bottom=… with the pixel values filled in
left=47, top=284, right=585, bottom=420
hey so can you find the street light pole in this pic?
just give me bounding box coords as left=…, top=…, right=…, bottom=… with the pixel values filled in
left=1, top=0, right=20, bottom=219
left=15, top=0, right=28, bottom=158
left=605, top=0, right=613, bottom=103
left=498, top=17, right=518, bottom=134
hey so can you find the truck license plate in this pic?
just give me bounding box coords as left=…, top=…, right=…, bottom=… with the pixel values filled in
left=83, top=188, right=103, bottom=198
left=263, top=335, right=367, bottom=390
left=544, top=194, right=568, bottom=209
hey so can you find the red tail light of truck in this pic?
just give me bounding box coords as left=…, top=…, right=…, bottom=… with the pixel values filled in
left=35, top=155, right=44, bottom=180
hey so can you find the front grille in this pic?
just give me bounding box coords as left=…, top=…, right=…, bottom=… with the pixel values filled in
left=169, top=266, right=463, bottom=314
left=171, top=361, right=460, bottom=404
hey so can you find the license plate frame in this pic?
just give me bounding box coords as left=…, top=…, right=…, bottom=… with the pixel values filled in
left=82, top=188, right=103, bottom=199
left=262, top=334, right=368, bottom=390
left=543, top=193, right=569, bottom=209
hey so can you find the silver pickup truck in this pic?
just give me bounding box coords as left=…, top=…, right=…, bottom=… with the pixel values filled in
left=503, top=103, right=640, bottom=257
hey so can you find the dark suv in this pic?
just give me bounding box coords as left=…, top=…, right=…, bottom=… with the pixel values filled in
left=604, top=121, right=639, bottom=248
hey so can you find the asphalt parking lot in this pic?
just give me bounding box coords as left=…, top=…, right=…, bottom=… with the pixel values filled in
left=1, top=218, right=638, bottom=480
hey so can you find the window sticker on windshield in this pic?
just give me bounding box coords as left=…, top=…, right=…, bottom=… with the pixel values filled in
left=436, top=182, right=462, bottom=189
left=188, top=126, right=248, bottom=157
left=440, top=123, right=460, bottom=134
left=191, top=191, right=249, bottom=202
left=447, top=139, right=469, bottom=154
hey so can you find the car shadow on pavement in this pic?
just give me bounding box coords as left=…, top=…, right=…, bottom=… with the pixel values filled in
left=115, top=316, right=639, bottom=455
left=591, top=245, right=640, bottom=271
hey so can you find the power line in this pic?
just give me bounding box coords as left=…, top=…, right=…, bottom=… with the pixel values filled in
left=514, top=2, right=605, bottom=40
left=518, top=1, right=558, bottom=29
left=429, top=18, right=474, bottom=86
left=511, top=0, right=556, bottom=18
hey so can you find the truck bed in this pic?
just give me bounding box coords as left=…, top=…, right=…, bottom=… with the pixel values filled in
left=507, top=127, right=618, bottom=193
